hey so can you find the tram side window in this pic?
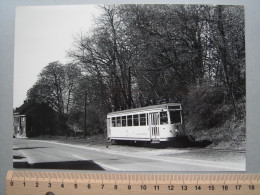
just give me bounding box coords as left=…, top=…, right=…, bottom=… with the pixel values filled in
left=117, top=117, right=121, bottom=127
left=127, top=115, right=133, bottom=126
left=160, top=112, right=168, bottom=124
left=170, top=110, right=181, bottom=124
left=133, top=114, right=139, bottom=126
left=140, top=114, right=146, bottom=126
left=112, top=117, right=116, bottom=127
left=122, top=116, right=126, bottom=127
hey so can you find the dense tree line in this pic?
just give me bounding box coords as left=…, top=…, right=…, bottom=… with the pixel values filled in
left=27, top=4, right=245, bottom=137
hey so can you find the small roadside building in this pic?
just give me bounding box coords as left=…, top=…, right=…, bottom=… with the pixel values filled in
left=13, top=114, right=26, bottom=137
left=13, top=100, right=59, bottom=138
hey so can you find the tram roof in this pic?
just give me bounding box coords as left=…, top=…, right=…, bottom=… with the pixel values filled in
left=107, top=103, right=181, bottom=116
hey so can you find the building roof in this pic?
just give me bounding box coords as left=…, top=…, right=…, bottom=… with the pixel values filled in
left=13, top=100, right=54, bottom=116
left=14, top=101, right=38, bottom=115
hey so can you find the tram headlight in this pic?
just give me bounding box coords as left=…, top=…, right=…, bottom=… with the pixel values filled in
left=174, top=124, right=179, bottom=132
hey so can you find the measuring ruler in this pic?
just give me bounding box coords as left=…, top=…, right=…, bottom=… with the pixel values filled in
left=6, top=170, right=260, bottom=195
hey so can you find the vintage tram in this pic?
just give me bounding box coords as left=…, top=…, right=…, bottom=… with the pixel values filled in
left=107, top=103, right=184, bottom=144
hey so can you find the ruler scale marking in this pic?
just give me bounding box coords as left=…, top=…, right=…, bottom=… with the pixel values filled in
left=6, top=170, right=260, bottom=195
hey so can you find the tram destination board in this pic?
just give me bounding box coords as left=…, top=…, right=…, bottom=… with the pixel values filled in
left=6, top=170, right=260, bottom=195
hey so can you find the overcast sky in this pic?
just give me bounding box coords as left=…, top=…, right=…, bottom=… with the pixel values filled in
left=13, top=5, right=102, bottom=108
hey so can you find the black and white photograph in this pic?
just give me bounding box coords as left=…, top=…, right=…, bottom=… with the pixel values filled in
left=13, top=4, right=246, bottom=171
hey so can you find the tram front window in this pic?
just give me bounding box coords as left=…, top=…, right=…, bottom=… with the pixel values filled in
left=160, top=112, right=168, bottom=124
left=170, top=110, right=181, bottom=124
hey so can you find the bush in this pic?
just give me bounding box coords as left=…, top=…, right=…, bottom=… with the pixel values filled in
left=68, top=105, right=105, bottom=136
left=184, top=84, right=228, bottom=132
left=183, top=83, right=246, bottom=150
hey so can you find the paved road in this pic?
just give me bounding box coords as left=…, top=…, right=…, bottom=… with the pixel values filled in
left=13, top=138, right=245, bottom=171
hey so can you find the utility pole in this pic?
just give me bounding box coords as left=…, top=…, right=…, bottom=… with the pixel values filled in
left=40, top=103, right=43, bottom=136
left=128, top=66, right=132, bottom=109
left=84, top=90, right=87, bottom=139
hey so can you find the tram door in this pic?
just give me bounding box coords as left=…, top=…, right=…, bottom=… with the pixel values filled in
left=149, top=112, right=160, bottom=142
